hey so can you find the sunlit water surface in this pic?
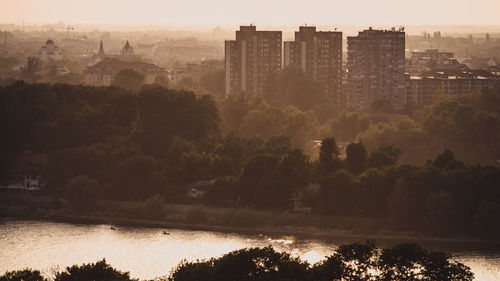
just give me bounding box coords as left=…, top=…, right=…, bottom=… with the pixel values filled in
left=0, top=220, right=499, bottom=280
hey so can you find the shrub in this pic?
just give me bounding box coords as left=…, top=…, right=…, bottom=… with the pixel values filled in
left=66, top=175, right=100, bottom=211
left=0, top=269, right=46, bottom=281
left=143, top=194, right=165, bottom=220
left=184, top=207, right=207, bottom=224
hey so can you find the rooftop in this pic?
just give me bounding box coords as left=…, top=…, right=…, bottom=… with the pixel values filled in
left=85, top=58, right=164, bottom=74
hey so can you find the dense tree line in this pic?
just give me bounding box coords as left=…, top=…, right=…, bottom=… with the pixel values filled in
left=360, top=89, right=500, bottom=165
left=221, top=85, right=500, bottom=167
left=1, top=82, right=499, bottom=238
left=205, top=137, right=500, bottom=238
left=0, top=242, right=473, bottom=281
left=0, top=82, right=220, bottom=200
left=171, top=242, right=473, bottom=281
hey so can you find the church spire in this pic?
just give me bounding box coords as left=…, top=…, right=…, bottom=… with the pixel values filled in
left=98, top=40, right=105, bottom=57
left=120, top=40, right=135, bottom=56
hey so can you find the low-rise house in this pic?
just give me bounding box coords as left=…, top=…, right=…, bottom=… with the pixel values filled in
left=2, top=151, right=47, bottom=191
left=186, top=179, right=217, bottom=199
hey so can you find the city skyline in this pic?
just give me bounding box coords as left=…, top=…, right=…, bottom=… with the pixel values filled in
left=1, top=0, right=500, bottom=26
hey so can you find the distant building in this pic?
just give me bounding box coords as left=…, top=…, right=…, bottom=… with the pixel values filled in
left=2, top=150, right=48, bottom=190
left=84, top=58, right=165, bottom=86
left=120, top=40, right=135, bottom=57
left=407, top=70, right=497, bottom=105
left=347, top=28, right=406, bottom=111
left=168, top=59, right=224, bottom=83
left=427, top=58, right=470, bottom=72
left=284, top=26, right=343, bottom=107
left=407, top=49, right=454, bottom=75
left=461, top=58, right=498, bottom=70
left=225, top=25, right=282, bottom=98
left=88, top=40, right=107, bottom=66
left=411, top=49, right=454, bottom=61
left=154, top=42, right=222, bottom=62
left=186, top=179, right=216, bottom=199
left=40, top=39, right=63, bottom=61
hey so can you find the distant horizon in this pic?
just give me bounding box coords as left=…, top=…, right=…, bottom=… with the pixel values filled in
left=3, top=22, right=500, bottom=37
left=1, top=0, right=500, bottom=26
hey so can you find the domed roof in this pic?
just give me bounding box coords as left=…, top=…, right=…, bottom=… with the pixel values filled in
left=46, top=39, right=54, bottom=45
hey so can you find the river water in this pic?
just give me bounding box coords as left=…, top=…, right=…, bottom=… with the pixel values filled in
left=0, top=220, right=499, bottom=280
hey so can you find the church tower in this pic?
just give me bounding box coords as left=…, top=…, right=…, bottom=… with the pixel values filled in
left=120, top=40, right=135, bottom=57
left=98, top=40, right=105, bottom=57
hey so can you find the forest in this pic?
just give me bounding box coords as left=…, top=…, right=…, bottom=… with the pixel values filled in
left=0, top=82, right=499, bottom=238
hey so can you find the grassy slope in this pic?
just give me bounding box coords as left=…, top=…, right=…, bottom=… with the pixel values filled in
left=1, top=190, right=499, bottom=250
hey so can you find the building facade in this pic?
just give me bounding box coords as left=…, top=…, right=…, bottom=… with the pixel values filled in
left=406, top=49, right=454, bottom=75
left=84, top=58, right=165, bottom=86
left=120, top=40, right=135, bottom=57
left=407, top=70, right=497, bottom=105
left=284, top=26, right=343, bottom=106
left=225, top=25, right=282, bottom=98
left=40, top=39, right=63, bottom=61
left=347, top=28, right=406, bottom=111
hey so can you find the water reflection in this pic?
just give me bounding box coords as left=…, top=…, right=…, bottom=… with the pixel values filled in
left=0, top=220, right=498, bottom=280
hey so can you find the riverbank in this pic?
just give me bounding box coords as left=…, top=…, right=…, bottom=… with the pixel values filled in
left=1, top=190, right=499, bottom=251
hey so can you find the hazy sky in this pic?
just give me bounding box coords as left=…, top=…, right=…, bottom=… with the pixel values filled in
left=1, top=0, right=499, bottom=26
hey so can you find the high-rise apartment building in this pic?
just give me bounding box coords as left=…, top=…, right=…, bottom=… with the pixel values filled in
left=225, top=25, right=282, bottom=98
left=284, top=26, right=343, bottom=106
left=347, top=28, right=406, bottom=111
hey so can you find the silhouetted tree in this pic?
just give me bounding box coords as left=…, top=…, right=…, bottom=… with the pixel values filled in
left=474, top=201, right=500, bottom=238
left=318, top=137, right=343, bottom=174
left=143, top=194, right=165, bottom=220
left=169, top=242, right=473, bottom=281
left=66, top=175, right=100, bottom=210
left=0, top=269, right=46, bottom=281
left=199, top=69, right=224, bottom=98
left=54, top=259, right=132, bottom=281
left=263, top=65, right=325, bottom=110
left=22, top=56, right=41, bottom=82
left=368, top=145, right=401, bottom=169
left=169, top=247, right=308, bottom=281
left=319, top=170, right=356, bottom=215
left=112, top=155, right=159, bottom=199
left=238, top=153, right=280, bottom=205
left=346, top=142, right=367, bottom=175
left=112, top=69, right=144, bottom=91
left=331, top=112, right=371, bottom=141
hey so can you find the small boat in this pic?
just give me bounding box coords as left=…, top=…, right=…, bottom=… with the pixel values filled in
left=163, top=231, right=170, bottom=235
left=110, top=226, right=116, bottom=230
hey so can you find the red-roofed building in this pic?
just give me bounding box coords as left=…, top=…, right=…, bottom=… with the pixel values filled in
left=84, top=58, right=166, bottom=86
